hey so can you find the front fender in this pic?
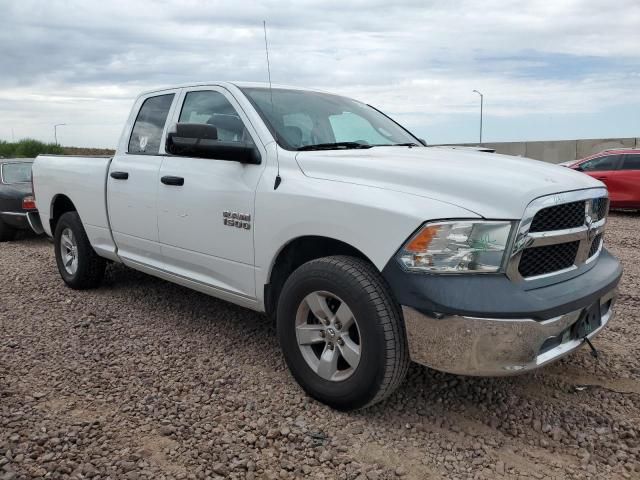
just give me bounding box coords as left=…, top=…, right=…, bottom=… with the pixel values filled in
left=253, top=174, right=481, bottom=304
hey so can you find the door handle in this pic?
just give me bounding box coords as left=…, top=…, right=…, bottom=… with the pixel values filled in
left=110, top=171, right=129, bottom=180
left=161, top=176, right=184, bottom=186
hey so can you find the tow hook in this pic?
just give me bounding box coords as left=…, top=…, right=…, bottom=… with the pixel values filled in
left=584, top=337, right=599, bottom=359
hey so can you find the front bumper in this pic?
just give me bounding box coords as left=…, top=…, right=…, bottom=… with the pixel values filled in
left=402, top=288, right=616, bottom=376
left=382, top=249, right=622, bottom=376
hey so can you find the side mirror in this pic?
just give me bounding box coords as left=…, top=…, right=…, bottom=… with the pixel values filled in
left=418, top=138, right=427, bottom=146
left=165, top=123, right=261, bottom=164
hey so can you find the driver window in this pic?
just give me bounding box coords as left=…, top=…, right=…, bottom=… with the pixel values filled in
left=179, top=91, right=253, bottom=144
left=580, top=155, right=622, bottom=172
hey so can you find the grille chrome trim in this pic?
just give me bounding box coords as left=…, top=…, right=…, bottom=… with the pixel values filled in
left=507, top=188, right=608, bottom=283
left=526, top=221, right=605, bottom=248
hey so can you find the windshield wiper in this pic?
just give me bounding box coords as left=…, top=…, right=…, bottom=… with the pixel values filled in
left=296, top=142, right=373, bottom=151
left=371, top=142, right=421, bottom=147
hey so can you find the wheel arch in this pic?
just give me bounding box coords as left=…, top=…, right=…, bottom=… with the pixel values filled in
left=264, top=235, right=376, bottom=320
left=50, top=194, right=78, bottom=234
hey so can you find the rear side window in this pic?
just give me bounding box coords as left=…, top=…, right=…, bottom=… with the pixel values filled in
left=580, top=155, right=623, bottom=172
left=1, top=163, right=32, bottom=184
left=622, top=154, right=640, bottom=170
left=129, top=94, right=175, bottom=154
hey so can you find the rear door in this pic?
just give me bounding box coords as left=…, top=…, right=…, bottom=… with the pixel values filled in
left=156, top=86, right=266, bottom=300
left=107, top=90, right=179, bottom=268
left=576, top=154, right=623, bottom=201
left=611, top=154, right=640, bottom=208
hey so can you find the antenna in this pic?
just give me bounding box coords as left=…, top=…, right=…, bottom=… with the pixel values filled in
left=263, top=20, right=274, bottom=111
left=263, top=20, right=282, bottom=189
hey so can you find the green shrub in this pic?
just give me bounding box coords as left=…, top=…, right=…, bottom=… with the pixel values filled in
left=0, top=139, right=64, bottom=158
left=0, top=140, right=16, bottom=158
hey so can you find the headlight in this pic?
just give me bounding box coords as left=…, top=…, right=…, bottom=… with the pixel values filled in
left=397, top=220, right=514, bottom=273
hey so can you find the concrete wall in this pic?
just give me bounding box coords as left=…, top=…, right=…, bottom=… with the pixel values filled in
left=447, top=137, right=640, bottom=164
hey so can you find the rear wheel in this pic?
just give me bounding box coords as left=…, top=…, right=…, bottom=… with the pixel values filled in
left=277, top=256, right=409, bottom=410
left=0, top=218, right=17, bottom=242
left=54, top=212, right=106, bottom=289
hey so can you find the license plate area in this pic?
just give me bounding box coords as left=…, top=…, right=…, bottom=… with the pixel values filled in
left=573, top=302, right=602, bottom=339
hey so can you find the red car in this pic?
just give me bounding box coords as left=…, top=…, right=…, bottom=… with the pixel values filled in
left=565, top=149, right=640, bottom=209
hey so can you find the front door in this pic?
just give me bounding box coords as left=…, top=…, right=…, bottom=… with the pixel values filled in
left=157, top=87, right=265, bottom=300
left=108, top=91, right=178, bottom=268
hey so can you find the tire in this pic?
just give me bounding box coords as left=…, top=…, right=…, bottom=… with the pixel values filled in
left=54, top=212, right=106, bottom=289
left=0, top=218, right=17, bottom=242
left=277, top=255, right=409, bottom=410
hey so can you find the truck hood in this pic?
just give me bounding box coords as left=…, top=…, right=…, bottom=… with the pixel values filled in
left=295, top=147, right=604, bottom=219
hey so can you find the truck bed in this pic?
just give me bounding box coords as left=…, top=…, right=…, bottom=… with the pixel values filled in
left=32, top=154, right=117, bottom=259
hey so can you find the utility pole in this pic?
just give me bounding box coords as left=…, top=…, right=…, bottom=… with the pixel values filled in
left=54, top=123, right=66, bottom=145
left=472, top=90, right=483, bottom=144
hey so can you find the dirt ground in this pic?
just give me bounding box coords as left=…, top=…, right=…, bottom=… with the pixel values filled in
left=1, top=212, right=639, bottom=480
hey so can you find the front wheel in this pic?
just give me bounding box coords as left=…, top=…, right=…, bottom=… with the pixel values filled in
left=277, top=256, right=409, bottom=410
left=54, top=212, right=106, bottom=289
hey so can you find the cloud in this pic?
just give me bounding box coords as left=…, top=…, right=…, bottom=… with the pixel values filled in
left=0, top=0, right=638, bottom=146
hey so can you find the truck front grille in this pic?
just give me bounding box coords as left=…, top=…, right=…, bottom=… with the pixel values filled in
left=507, top=189, right=608, bottom=282
left=592, top=198, right=609, bottom=221
left=529, top=201, right=585, bottom=232
left=588, top=233, right=603, bottom=259
left=518, top=241, right=580, bottom=277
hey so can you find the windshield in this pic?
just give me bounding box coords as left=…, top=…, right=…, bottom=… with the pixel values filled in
left=240, top=87, right=421, bottom=151
left=1, top=162, right=32, bottom=184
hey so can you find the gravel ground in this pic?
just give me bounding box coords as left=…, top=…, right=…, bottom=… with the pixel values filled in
left=1, top=212, right=639, bottom=480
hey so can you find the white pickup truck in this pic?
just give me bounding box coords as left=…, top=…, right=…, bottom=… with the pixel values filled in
left=33, top=82, right=622, bottom=410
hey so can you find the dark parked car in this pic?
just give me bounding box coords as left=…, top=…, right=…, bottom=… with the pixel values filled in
left=0, top=159, right=42, bottom=241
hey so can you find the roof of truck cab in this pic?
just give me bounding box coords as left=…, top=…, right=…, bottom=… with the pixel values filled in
left=137, top=81, right=330, bottom=97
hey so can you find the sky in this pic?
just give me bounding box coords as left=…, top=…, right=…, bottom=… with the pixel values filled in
left=0, top=0, right=638, bottom=148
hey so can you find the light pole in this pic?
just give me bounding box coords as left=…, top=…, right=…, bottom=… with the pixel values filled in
left=472, top=90, right=483, bottom=144
left=54, top=123, right=66, bottom=145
